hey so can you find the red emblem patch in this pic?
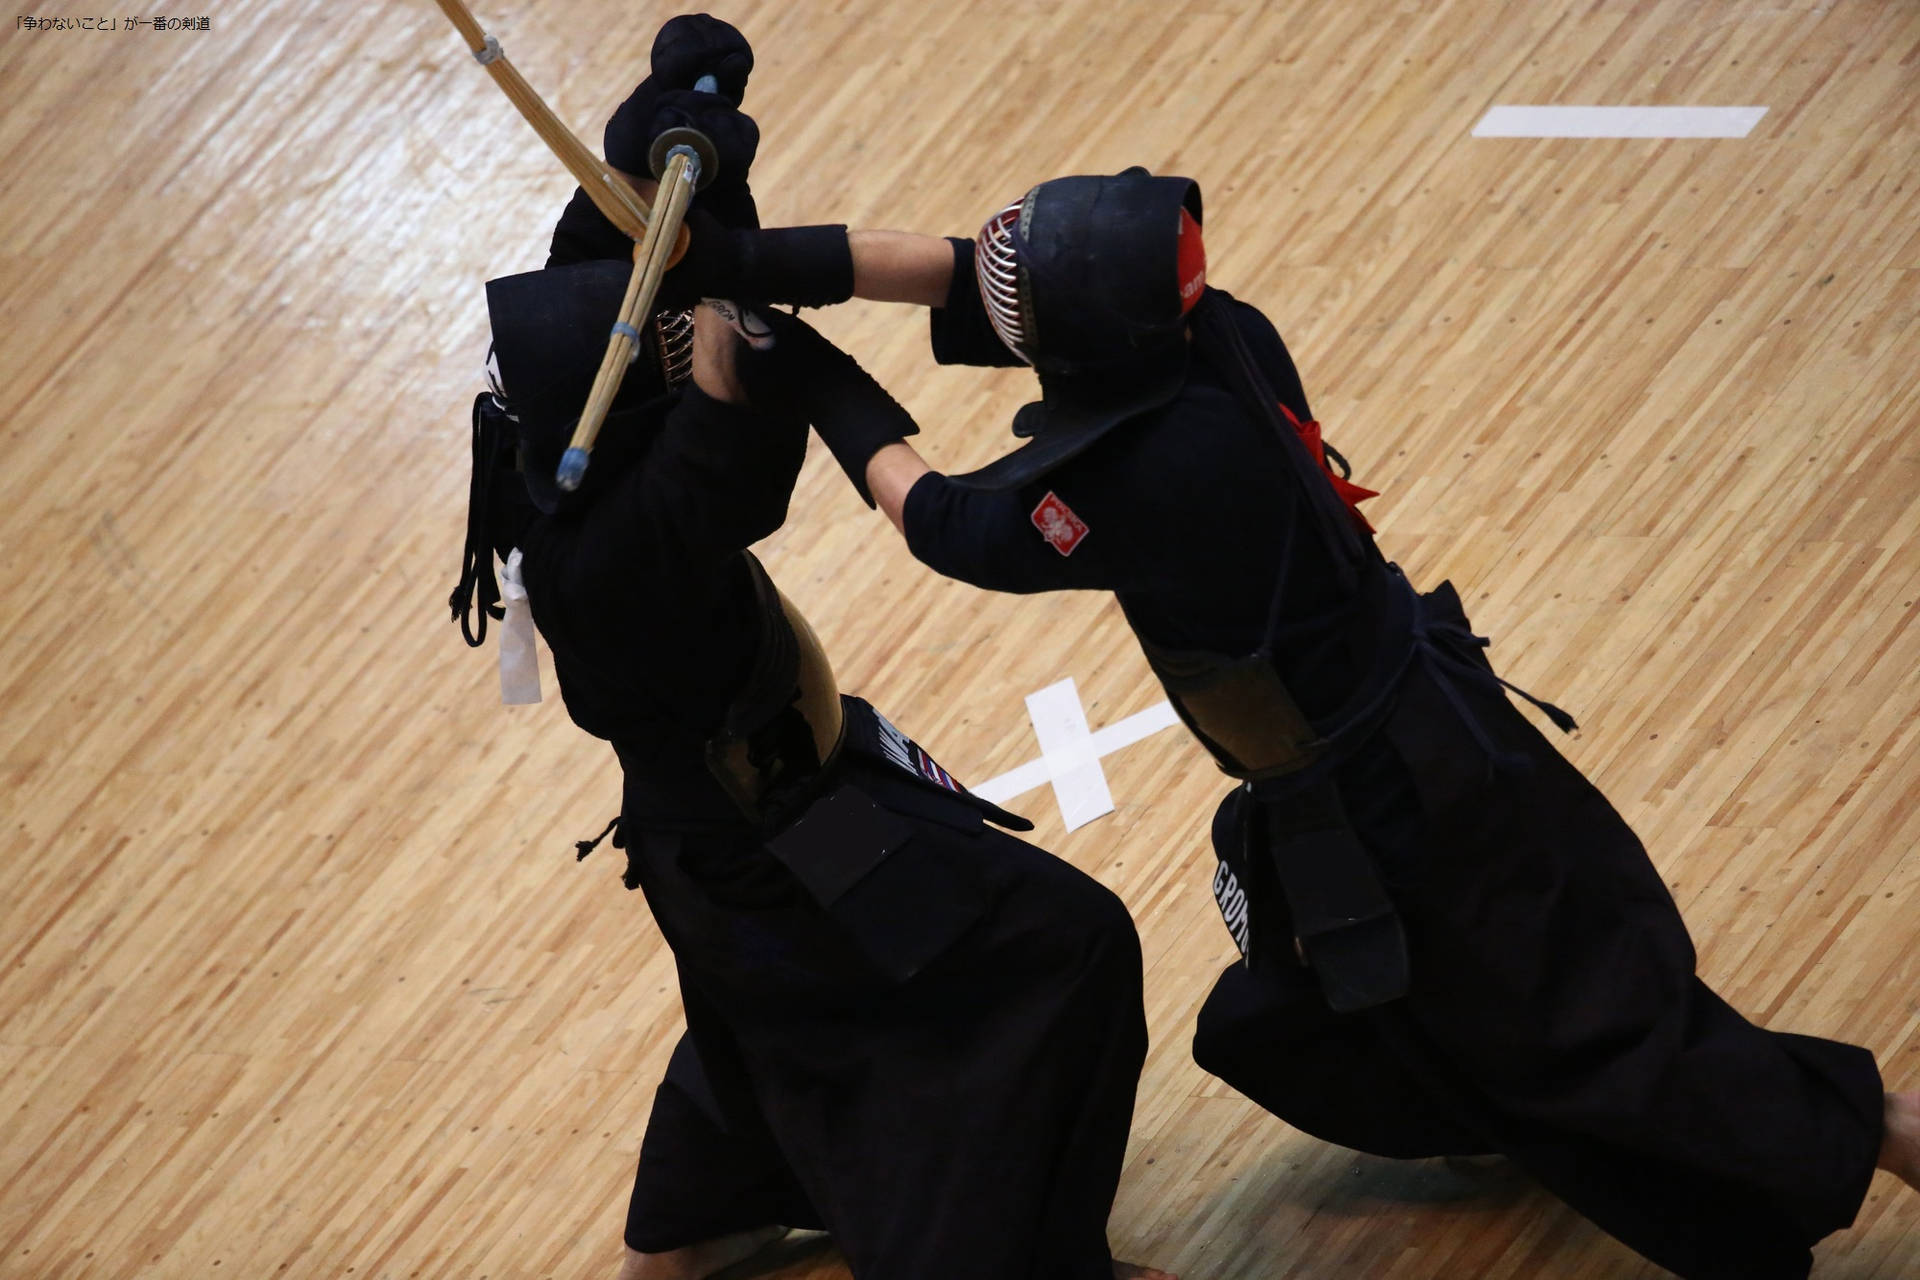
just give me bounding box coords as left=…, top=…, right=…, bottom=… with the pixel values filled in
left=1031, top=491, right=1090, bottom=556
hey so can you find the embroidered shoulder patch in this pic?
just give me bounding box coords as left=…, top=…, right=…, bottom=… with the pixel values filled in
left=1030, top=491, right=1089, bottom=556
left=871, top=708, right=965, bottom=794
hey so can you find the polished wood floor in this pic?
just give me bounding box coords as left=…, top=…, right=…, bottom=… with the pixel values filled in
left=3, top=1, right=1917, bottom=1276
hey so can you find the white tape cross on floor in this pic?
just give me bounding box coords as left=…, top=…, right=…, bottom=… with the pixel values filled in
left=970, top=678, right=1182, bottom=831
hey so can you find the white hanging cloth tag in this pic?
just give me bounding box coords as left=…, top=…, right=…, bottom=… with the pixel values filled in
left=498, top=548, right=542, bottom=705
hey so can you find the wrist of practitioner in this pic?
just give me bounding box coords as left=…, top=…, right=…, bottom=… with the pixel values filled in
left=864, top=441, right=933, bottom=531
left=809, top=392, right=919, bottom=509
left=723, top=310, right=919, bottom=506
left=663, top=217, right=853, bottom=308
left=690, top=302, right=749, bottom=404
left=663, top=223, right=952, bottom=310
left=787, top=327, right=919, bottom=507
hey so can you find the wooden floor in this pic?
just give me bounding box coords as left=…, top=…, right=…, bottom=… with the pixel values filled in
left=3, top=0, right=1917, bottom=1275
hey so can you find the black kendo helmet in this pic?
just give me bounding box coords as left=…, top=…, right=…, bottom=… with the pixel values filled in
left=450, top=261, right=683, bottom=647
left=953, top=166, right=1206, bottom=491
left=484, top=259, right=684, bottom=515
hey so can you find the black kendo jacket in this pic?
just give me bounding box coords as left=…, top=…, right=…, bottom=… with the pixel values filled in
left=514, top=382, right=811, bottom=831
left=902, top=239, right=1367, bottom=725
left=900, top=239, right=1447, bottom=878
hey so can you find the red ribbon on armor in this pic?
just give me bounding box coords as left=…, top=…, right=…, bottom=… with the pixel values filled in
left=1275, top=401, right=1378, bottom=533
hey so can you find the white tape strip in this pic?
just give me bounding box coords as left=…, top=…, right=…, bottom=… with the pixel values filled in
left=1471, top=105, right=1767, bottom=139
left=1024, top=678, right=1114, bottom=831
left=1088, top=700, right=1180, bottom=757
left=969, top=683, right=1185, bottom=828
left=971, top=758, right=1051, bottom=807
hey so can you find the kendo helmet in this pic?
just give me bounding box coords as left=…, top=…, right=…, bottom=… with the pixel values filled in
left=954, top=167, right=1207, bottom=490
left=453, top=260, right=682, bottom=646
left=484, top=259, right=685, bottom=516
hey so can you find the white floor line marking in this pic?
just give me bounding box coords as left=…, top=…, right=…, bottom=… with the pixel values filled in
left=1471, top=105, right=1767, bottom=139
left=971, top=757, right=1052, bottom=806
left=1086, top=700, right=1181, bottom=756
left=969, top=689, right=1183, bottom=826
left=1023, top=678, right=1114, bottom=831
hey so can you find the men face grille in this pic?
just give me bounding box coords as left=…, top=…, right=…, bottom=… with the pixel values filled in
left=654, top=308, right=696, bottom=387
left=975, top=196, right=1032, bottom=364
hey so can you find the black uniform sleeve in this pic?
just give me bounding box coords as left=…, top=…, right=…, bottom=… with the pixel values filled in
left=550, top=384, right=809, bottom=603
left=928, top=237, right=1026, bottom=368
left=547, top=187, right=634, bottom=268
left=902, top=472, right=1126, bottom=594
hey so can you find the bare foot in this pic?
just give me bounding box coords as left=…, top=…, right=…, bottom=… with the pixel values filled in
left=1881, top=1090, right=1920, bottom=1192
left=1114, top=1262, right=1179, bottom=1280
left=618, top=1226, right=786, bottom=1280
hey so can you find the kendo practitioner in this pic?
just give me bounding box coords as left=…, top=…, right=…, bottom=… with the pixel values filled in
left=447, top=23, right=1172, bottom=1280
left=652, top=167, right=1920, bottom=1278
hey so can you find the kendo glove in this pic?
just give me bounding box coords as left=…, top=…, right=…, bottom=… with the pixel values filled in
left=548, top=64, right=680, bottom=264
left=560, top=14, right=759, bottom=267
left=650, top=13, right=753, bottom=104
left=740, top=311, right=918, bottom=507
left=630, top=89, right=762, bottom=232
left=661, top=213, right=854, bottom=311
left=646, top=89, right=759, bottom=181
left=604, top=14, right=753, bottom=163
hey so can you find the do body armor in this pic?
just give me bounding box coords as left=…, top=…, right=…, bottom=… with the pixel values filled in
left=1162, top=292, right=1417, bottom=1012
left=705, top=553, right=847, bottom=824
left=1153, top=296, right=1574, bottom=1012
